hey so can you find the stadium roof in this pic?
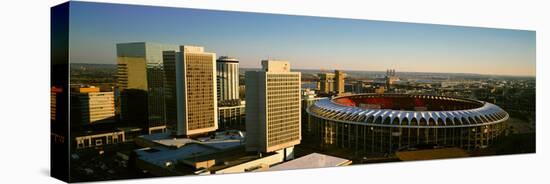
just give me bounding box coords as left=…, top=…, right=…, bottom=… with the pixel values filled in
left=308, top=93, right=509, bottom=128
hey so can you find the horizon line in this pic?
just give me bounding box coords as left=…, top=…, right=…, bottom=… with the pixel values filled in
left=70, top=62, right=536, bottom=78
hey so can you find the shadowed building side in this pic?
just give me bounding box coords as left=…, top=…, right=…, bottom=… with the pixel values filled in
left=116, top=42, right=179, bottom=134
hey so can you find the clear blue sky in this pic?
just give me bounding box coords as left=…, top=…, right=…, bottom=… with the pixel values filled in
left=68, top=1, right=536, bottom=76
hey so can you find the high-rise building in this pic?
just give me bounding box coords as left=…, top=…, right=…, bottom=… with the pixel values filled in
left=335, top=70, right=346, bottom=94
left=318, top=70, right=346, bottom=95
left=116, top=42, right=179, bottom=134
left=164, top=46, right=218, bottom=137
left=245, top=60, right=301, bottom=156
left=216, top=56, right=240, bottom=102
left=70, top=87, right=115, bottom=126
left=318, top=73, right=335, bottom=94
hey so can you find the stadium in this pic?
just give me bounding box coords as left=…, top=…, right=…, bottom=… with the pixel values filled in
left=305, top=93, right=509, bottom=154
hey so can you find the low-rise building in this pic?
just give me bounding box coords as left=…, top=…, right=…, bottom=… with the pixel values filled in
left=265, top=153, right=351, bottom=171
left=218, top=100, right=246, bottom=130
left=74, top=130, right=125, bottom=149
left=71, top=87, right=116, bottom=126
left=73, top=126, right=146, bottom=150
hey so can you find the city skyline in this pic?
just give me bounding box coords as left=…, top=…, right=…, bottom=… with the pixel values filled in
left=68, top=1, right=535, bottom=76
left=51, top=2, right=537, bottom=182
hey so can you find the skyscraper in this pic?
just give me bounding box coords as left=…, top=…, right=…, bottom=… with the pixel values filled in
left=116, top=42, right=179, bottom=134
left=335, top=70, right=346, bottom=94
left=245, top=60, right=301, bottom=156
left=318, top=70, right=346, bottom=95
left=164, top=46, right=218, bottom=137
left=216, top=56, right=240, bottom=102
left=318, top=73, right=335, bottom=94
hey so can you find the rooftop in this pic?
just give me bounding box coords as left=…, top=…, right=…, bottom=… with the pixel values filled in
left=308, top=93, right=509, bottom=127
left=188, top=146, right=270, bottom=172
left=266, top=153, right=351, bottom=171
left=137, top=130, right=245, bottom=149
left=138, top=132, right=196, bottom=148
left=333, top=94, right=483, bottom=111
left=135, top=143, right=219, bottom=168
left=217, top=56, right=239, bottom=62
left=135, top=130, right=247, bottom=172
left=196, top=131, right=246, bottom=150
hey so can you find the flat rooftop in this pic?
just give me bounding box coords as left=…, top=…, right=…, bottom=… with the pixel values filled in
left=188, top=146, right=270, bottom=172
left=137, top=130, right=245, bottom=149
left=135, top=130, right=247, bottom=170
left=138, top=132, right=196, bottom=148
left=135, top=143, right=219, bottom=167
left=266, top=153, right=351, bottom=171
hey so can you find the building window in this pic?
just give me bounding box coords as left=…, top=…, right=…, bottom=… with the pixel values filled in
left=95, top=139, right=103, bottom=146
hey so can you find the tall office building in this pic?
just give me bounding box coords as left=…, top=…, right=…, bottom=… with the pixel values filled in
left=70, top=87, right=115, bottom=126
left=116, top=42, right=179, bottom=134
left=245, top=60, right=301, bottom=156
left=335, top=70, right=346, bottom=94
left=318, top=73, right=335, bottom=94
left=318, top=70, right=346, bottom=94
left=216, top=56, right=240, bottom=102
left=164, top=46, right=218, bottom=137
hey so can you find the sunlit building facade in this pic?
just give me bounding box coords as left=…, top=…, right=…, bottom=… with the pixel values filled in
left=318, top=70, right=346, bottom=94
left=245, top=60, right=301, bottom=156
left=335, top=70, right=346, bottom=94
left=318, top=73, right=335, bottom=94
left=70, top=87, right=115, bottom=126
left=164, top=46, right=218, bottom=137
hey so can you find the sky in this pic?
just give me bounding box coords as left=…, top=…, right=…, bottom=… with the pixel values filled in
left=68, top=1, right=536, bottom=76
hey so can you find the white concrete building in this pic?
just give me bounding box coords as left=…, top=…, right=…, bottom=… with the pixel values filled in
left=245, top=60, right=301, bottom=157
left=216, top=56, right=240, bottom=102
